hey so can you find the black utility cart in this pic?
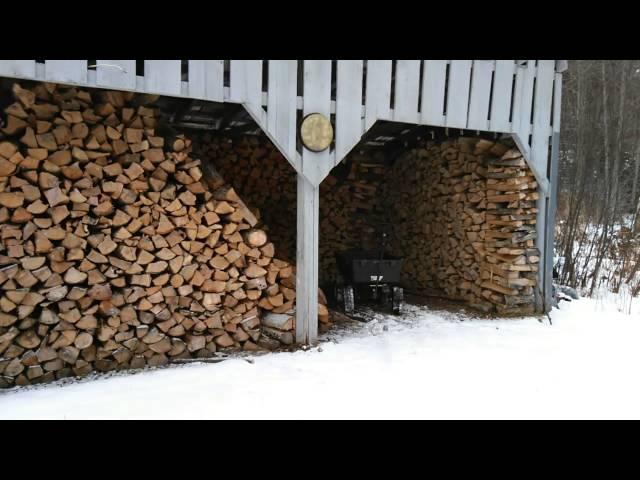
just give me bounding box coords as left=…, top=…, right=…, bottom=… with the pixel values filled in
left=334, top=225, right=405, bottom=316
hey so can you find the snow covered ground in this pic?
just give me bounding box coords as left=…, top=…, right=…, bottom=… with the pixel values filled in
left=1, top=295, right=639, bottom=420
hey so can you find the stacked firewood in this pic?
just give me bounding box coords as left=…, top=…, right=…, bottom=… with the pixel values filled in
left=194, top=135, right=297, bottom=262
left=383, top=137, right=539, bottom=314
left=196, top=137, right=388, bottom=282
left=262, top=288, right=331, bottom=342
left=194, top=133, right=539, bottom=315
left=0, top=82, right=325, bottom=389
left=479, top=140, right=539, bottom=314
left=194, top=135, right=331, bottom=331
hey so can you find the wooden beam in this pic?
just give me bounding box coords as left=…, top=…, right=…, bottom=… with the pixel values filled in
left=296, top=174, right=319, bottom=344
left=544, top=132, right=560, bottom=312
left=295, top=60, right=332, bottom=344
left=216, top=103, right=246, bottom=131
left=543, top=75, right=563, bottom=313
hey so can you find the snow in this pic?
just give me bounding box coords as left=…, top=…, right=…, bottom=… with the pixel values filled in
left=554, top=217, right=640, bottom=298
left=1, top=295, right=640, bottom=420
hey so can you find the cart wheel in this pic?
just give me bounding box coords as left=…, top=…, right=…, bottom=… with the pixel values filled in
left=334, top=283, right=344, bottom=308
left=343, top=285, right=355, bottom=315
left=392, top=286, right=403, bottom=314
left=381, top=285, right=391, bottom=307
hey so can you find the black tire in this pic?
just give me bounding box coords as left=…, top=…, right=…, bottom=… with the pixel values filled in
left=334, top=283, right=344, bottom=308
left=381, top=285, right=391, bottom=307
left=371, top=284, right=379, bottom=302
left=392, top=286, right=403, bottom=315
left=343, top=285, right=355, bottom=315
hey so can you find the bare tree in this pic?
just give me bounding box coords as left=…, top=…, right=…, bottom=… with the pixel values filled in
left=556, top=60, right=640, bottom=298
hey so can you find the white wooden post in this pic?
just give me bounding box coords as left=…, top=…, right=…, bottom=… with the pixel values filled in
left=296, top=175, right=320, bottom=344
left=295, top=60, right=332, bottom=344
left=531, top=60, right=555, bottom=311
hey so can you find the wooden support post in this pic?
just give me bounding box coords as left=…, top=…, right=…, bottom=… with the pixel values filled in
left=545, top=73, right=563, bottom=313
left=296, top=173, right=319, bottom=344
left=544, top=132, right=560, bottom=312
left=294, top=60, right=331, bottom=345
left=536, top=190, right=548, bottom=313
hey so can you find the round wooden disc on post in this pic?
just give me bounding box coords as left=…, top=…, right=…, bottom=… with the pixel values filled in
left=300, top=113, right=333, bottom=152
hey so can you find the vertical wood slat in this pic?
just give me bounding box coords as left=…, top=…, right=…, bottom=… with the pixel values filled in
left=489, top=60, right=515, bottom=132
left=188, top=60, right=224, bottom=102
left=364, top=60, right=392, bottom=130
left=515, top=60, right=537, bottom=147
left=0, top=60, right=36, bottom=79
left=96, top=60, right=136, bottom=90
left=229, top=60, right=246, bottom=103
left=229, top=60, right=263, bottom=110
left=421, top=60, right=447, bottom=126
left=510, top=63, right=526, bottom=137
left=45, top=60, right=88, bottom=85
left=335, top=60, right=364, bottom=163
left=301, top=60, right=332, bottom=185
left=467, top=60, right=494, bottom=131
left=188, top=60, right=206, bottom=98
left=445, top=60, right=472, bottom=128
left=552, top=72, right=563, bottom=133
left=267, top=60, right=298, bottom=162
left=530, top=60, right=555, bottom=175
left=393, top=60, right=421, bottom=124
left=144, top=60, right=181, bottom=96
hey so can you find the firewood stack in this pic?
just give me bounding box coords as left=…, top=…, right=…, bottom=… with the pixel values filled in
left=0, top=82, right=326, bottom=389
left=196, top=136, right=388, bottom=283
left=383, top=137, right=539, bottom=314
left=174, top=133, right=539, bottom=317
left=261, top=288, right=331, bottom=343
left=194, top=135, right=297, bottom=263
left=194, top=135, right=331, bottom=334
